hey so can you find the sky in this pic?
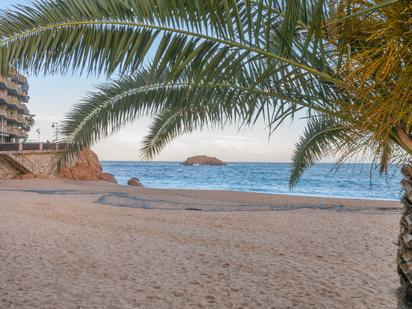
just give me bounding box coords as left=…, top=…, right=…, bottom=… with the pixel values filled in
left=0, top=0, right=308, bottom=162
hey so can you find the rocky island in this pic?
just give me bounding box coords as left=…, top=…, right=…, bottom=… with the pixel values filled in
left=181, top=155, right=225, bottom=166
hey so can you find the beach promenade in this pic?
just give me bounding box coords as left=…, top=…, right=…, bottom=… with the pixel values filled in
left=0, top=179, right=402, bottom=308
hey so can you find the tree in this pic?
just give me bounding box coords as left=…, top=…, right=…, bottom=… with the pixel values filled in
left=0, top=0, right=410, bottom=298
left=25, top=114, right=35, bottom=130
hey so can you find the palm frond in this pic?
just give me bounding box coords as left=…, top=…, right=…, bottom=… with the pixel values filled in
left=0, top=0, right=343, bottom=85
left=289, top=116, right=354, bottom=188
left=60, top=62, right=319, bottom=164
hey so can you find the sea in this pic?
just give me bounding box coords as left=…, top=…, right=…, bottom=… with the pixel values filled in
left=101, top=161, right=403, bottom=201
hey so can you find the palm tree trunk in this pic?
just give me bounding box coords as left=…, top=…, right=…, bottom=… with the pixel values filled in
left=398, top=163, right=412, bottom=303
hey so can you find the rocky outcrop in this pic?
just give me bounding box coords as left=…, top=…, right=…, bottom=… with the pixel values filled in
left=181, top=155, right=225, bottom=166
left=59, top=149, right=117, bottom=183
left=98, top=172, right=117, bottom=183
left=127, top=177, right=143, bottom=187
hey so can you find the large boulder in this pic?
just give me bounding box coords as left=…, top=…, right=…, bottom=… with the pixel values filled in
left=98, top=172, right=118, bottom=183
left=127, top=177, right=143, bottom=187
left=181, top=155, right=225, bottom=166
left=59, top=149, right=117, bottom=183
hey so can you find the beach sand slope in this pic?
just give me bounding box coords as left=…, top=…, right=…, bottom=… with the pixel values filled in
left=0, top=179, right=402, bottom=308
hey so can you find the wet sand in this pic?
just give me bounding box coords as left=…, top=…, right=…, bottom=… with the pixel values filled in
left=0, top=179, right=403, bottom=308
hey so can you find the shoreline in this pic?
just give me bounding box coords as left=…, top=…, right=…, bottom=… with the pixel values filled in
left=110, top=183, right=402, bottom=202
left=0, top=179, right=401, bottom=212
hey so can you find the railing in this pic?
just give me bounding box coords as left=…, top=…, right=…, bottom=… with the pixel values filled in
left=0, top=109, right=7, bottom=118
left=0, top=142, right=68, bottom=152
left=0, top=110, right=29, bottom=128
left=0, top=76, right=6, bottom=86
left=21, top=84, right=29, bottom=92
left=2, top=126, right=28, bottom=138
left=0, top=93, right=29, bottom=114
left=0, top=91, right=8, bottom=103
left=19, top=103, right=29, bottom=114
left=10, top=73, right=28, bottom=86
left=43, top=143, right=59, bottom=150
left=8, top=95, right=20, bottom=106
left=5, top=80, right=27, bottom=97
left=19, top=95, right=29, bottom=103
left=17, top=116, right=29, bottom=127
left=6, top=152, right=35, bottom=174
left=6, top=127, right=18, bottom=136
left=0, top=143, right=19, bottom=151
left=7, top=114, right=18, bottom=122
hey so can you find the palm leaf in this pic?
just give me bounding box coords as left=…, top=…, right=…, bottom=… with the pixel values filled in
left=289, top=116, right=354, bottom=188
left=60, top=62, right=321, bottom=164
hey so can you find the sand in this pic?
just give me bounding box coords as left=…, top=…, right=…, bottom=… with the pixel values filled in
left=0, top=179, right=404, bottom=308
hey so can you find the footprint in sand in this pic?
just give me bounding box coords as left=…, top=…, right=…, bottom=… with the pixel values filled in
left=206, top=295, right=216, bottom=303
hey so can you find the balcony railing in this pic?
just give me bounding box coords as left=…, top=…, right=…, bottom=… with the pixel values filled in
left=4, top=80, right=27, bottom=97
left=0, top=93, right=29, bottom=114
left=10, top=73, right=28, bottom=85
left=17, top=116, right=29, bottom=128
left=21, top=84, right=29, bottom=92
left=0, top=143, right=18, bottom=151
left=2, top=126, right=28, bottom=138
left=0, top=110, right=30, bottom=128
left=0, top=109, right=7, bottom=118
left=0, top=91, right=8, bottom=103
left=6, top=114, right=18, bottom=122
left=0, top=76, right=6, bottom=88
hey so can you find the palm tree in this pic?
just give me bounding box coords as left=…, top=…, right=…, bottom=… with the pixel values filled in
left=0, top=0, right=410, bottom=297
left=25, top=114, right=35, bottom=130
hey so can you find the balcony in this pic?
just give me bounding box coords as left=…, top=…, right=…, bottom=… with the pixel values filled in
left=7, top=84, right=27, bottom=97
left=11, top=74, right=23, bottom=83
left=0, top=93, right=29, bottom=114
left=0, top=109, right=7, bottom=118
left=0, top=76, right=6, bottom=89
left=6, top=114, right=19, bottom=122
left=21, top=83, right=29, bottom=92
left=6, top=96, right=19, bottom=109
left=19, top=95, right=29, bottom=103
left=0, top=109, right=31, bottom=129
left=3, top=126, right=28, bottom=138
left=18, top=103, right=29, bottom=114
left=17, top=116, right=29, bottom=128
left=10, top=73, right=28, bottom=86
left=0, top=92, right=8, bottom=104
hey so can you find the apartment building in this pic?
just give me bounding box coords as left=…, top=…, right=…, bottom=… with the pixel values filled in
left=0, top=72, right=30, bottom=143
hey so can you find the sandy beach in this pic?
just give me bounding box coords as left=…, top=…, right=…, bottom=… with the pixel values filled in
left=0, top=179, right=403, bottom=308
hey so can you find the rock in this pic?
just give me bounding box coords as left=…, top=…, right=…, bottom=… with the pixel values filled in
left=127, top=177, right=143, bottom=187
left=98, top=172, right=117, bottom=183
left=181, top=155, right=225, bottom=166
left=59, top=149, right=117, bottom=183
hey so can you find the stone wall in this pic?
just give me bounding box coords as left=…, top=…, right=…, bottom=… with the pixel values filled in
left=0, top=157, right=20, bottom=179
left=22, top=151, right=58, bottom=176
left=0, top=148, right=116, bottom=182
left=0, top=150, right=59, bottom=179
